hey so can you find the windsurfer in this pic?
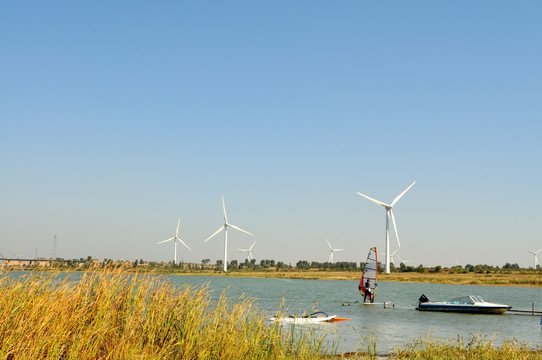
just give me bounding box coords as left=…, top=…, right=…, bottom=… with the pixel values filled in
left=359, top=247, right=379, bottom=304
left=364, top=279, right=373, bottom=303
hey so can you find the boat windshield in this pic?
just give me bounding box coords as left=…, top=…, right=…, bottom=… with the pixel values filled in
left=445, top=296, right=485, bottom=304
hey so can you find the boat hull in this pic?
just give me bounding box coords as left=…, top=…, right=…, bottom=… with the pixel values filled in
left=416, top=303, right=511, bottom=314
left=269, top=315, right=337, bottom=323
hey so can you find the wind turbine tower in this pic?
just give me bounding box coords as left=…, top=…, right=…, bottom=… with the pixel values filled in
left=51, top=234, right=57, bottom=259
left=158, top=218, right=191, bottom=264
left=357, top=181, right=415, bottom=274
left=528, top=248, right=542, bottom=269
left=205, top=196, right=253, bottom=272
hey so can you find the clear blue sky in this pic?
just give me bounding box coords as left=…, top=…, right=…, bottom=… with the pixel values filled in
left=1, top=1, right=541, bottom=267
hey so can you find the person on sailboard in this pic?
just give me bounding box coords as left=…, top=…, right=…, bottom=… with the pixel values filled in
left=364, top=279, right=373, bottom=303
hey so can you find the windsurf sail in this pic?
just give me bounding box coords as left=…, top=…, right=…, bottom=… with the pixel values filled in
left=359, top=247, right=378, bottom=302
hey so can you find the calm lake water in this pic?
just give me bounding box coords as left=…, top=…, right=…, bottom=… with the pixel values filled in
left=168, top=275, right=542, bottom=354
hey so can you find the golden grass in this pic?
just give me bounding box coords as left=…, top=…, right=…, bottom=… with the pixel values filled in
left=380, top=272, right=542, bottom=287
left=335, top=334, right=542, bottom=359
left=392, top=334, right=542, bottom=360
left=168, top=269, right=542, bottom=287
left=0, top=269, right=334, bottom=359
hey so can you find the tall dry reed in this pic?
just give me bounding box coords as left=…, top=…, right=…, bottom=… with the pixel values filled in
left=393, top=333, right=542, bottom=360
left=0, top=269, right=332, bottom=359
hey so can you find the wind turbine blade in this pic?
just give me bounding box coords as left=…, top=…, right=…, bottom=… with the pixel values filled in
left=326, top=238, right=333, bottom=250
left=157, top=236, right=175, bottom=245
left=222, top=196, right=228, bottom=224
left=536, top=248, right=542, bottom=254
left=335, top=248, right=345, bottom=252
left=204, top=226, right=225, bottom=242
left=176, top=218, right=181, bottom=236
left=177, top=237, right=192, bottom=251
left=528, top=250, right=536, bottom=255
left=391, top=181, right=416, bottom=206
left=228, top=224, right=253, bottom=236
left=356, top=192, right=389, bottom=207
left=237, top=248, right=248, bottom=252
left=390, top=209, right=400, bottom=248
left=249, top=240, right=257, bottom=250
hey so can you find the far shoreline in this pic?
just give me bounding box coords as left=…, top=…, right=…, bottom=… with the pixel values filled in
left=136, top=269, right=542, bottom=287
left=4, top=267, right=541, bottom=287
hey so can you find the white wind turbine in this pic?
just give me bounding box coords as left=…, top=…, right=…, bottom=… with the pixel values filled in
left=390, top=248, right=410, bottom=266
left=528, top=248, right=542, bottom=268
left=157, top=218, right=191, bottom=264
left=326, top=239, right=344, bottom=263
left=357, top=181, right=415, bottom=274
left=204, top=196, right=253, bottom=272
left=238, top=240, right=257, bottom=261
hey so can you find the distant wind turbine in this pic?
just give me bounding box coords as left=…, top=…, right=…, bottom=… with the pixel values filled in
left=204, top=196, right=253, bottom=272
left=382, top=248, right=409, bottom=267
left=238, top=240, right=257, bottom=261
left=326, top=239, right=344, bottom=263
left=390, top=248, right=400, bottom=266
left=397, top=254, right=410, bottom=264
left=357, top=181, right=415, bottom=274
left=528, top=248, right=542, bottom=268
left=158, top=218, right=191, bottom=264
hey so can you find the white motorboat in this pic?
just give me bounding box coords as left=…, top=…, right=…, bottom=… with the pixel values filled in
left=416, top=294, right=511, bottom=314
left=269, top=311, right=350, bottom=324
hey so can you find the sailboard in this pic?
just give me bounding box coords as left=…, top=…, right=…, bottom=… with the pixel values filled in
left=359, top=247, right=378, bottom=303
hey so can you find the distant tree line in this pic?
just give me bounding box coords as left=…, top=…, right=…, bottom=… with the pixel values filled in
left=1, top=256, right=531, bottom=274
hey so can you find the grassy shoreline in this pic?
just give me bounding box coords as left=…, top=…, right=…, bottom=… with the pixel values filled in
left=0, top=269, right=334, bottom=359
left=6, top=265, right=542, bottom=286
